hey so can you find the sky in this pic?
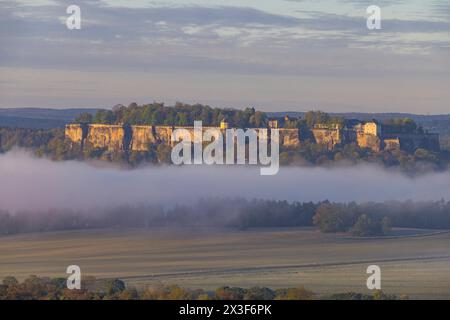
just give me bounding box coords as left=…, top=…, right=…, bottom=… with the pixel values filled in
left=0, top=0, right=449, bottom=113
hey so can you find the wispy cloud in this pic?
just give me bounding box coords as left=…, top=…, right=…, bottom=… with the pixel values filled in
left=0, top=0, right=449, bottom=112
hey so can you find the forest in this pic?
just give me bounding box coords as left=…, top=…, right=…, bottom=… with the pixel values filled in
left=1, top=199, right=450, bottom=237
left=74, top=102, right=267, bottom=128
left=0, top=275, right=403, bottom=300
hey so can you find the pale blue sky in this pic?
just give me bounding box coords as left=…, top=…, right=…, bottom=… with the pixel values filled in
left=0, top=0, right=449, bottom=113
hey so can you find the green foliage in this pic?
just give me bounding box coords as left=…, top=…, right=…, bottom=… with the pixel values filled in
left=0, top=275, right=404, bottom=300
left=94, top=110, right=114, bottom=124
left=235, top=200, right=317, bottom=229
left=243, top=287, right=276, bottom=300
left=303, top=111, right=344, bottom=129
left=2, top=276, right=18, bottom=286
left=313, top=204, right=393, bottom=236
left=215, top=287, right=246, bottom=300
left=383, top=118, right=421, bottom=134
left=141, top=285, right=196, bottom=300
left=0, top=127, right=81, bottom=161
left=214, top=286, right=311, bottom=300
left=1, top=199, right=450, bottom=236
left=88, top=103, right=267, bottom=128
left=350, top=214, right=391, bottom=237
left=105, top=279, right=126, bottom=296
left=326, top=292, right=373, bottom=300
left=313, top=203, right=355, bottom=233
left=373, top=290, right=400, bottom=300
left=82, top=145, right=107, bottom=159
left=156, top=144, right=172, bottom=164
left=274, top=287, right=315, bottom=300
left=277, top=141, right=446, bottom=173
left=0, top=127, right=57, bottom=151
left=128, top=150, right=157, bottom=165
left=326, top=290, right=405, bottom=300
left=74, top=112, right=93, bottom=124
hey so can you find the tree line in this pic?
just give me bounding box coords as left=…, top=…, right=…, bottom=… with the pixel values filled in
left=278, top=140, right=447, bottom=172
left=0, top=275, right=404, bottom=300
left=1, top=199, right=450, bottom=237
left=75, top=102, right=267, bottom=128
left=75, top=103, right=425, bottom=135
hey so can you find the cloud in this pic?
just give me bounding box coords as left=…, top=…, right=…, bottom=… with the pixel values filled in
left=1, top=2, right=448, bottom=75
left=1, top=150, right=449, bottom=212
left=1, top=0, right=449, bottom=112
left=1, top=1, right=449, bottom=59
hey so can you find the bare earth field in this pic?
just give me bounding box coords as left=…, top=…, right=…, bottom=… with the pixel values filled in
left=1, top=227, right=449, bottom=299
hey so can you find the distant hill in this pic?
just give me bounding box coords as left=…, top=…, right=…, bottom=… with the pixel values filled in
left=0, top=108, right=99, bottom=129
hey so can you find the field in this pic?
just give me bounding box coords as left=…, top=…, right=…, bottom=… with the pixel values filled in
left=1, top=227, right=450, bottom=299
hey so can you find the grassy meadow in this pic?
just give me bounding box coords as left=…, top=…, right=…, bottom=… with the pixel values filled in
left=1, top=227, right=449, bottom=299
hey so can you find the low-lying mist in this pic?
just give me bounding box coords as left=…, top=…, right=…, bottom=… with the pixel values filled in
left=1, top=149, right=450, bottom=213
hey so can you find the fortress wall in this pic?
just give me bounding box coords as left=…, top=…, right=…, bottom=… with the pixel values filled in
left=278, top=129, right=300, bottom=148
left=363, top=123, right=381, bottom=136
left=383, top=133, right=441, bottom=152
left=356, top=132, right=382, bottom=152
left=311, top=128, right=341, bottom=150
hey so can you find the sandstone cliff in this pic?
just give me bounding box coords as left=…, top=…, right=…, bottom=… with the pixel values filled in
left=86, top=124, right=128, bottom=151
left=65, top=123, right=440, bottom=154
left=66, top=124, right=297, bottom=152
left=131, top=126, right=157, bottom=151
left=65, top=124, right=87, bottom=145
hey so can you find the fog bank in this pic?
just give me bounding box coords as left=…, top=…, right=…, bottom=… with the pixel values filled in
left=1, top=150, right=449, bottom=212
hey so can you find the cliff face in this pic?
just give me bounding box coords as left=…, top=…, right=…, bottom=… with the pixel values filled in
left=86, top=124, right=127, bottom=151
left=154, top=126, right=174, bottom=146
left=131, top=126, right=157, bottom=151
left=65, top=124, right=440, bottom=154
left=66, top=124, right=302, bottom=151
left=65, top=124, right=87, bottom=145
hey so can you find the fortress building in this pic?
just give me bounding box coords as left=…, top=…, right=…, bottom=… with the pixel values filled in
left=348, top=120, right=440, bottom=152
